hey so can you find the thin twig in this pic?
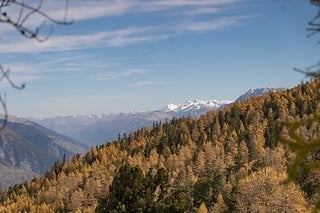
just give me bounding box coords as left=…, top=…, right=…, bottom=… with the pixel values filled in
left=0, top=0, right=73, bottom=41
left=0, top=94, right=8, bottom=133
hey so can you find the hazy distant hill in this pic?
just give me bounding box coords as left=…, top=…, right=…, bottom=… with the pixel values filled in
left=0, top=159, right=36, bottom=190
left=37, top=99, right=229, bottom=145
left=0, top=117, right=88, bottom=189
left=36, top=88, right=274, bottom=145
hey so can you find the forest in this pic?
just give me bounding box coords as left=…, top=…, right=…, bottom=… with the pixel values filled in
left=0, top=0, right=318, bottom=212
left=0, top=78, right=319, bottom=212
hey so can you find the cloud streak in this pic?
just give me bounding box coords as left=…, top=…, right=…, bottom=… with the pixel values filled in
left=48, top=0, right=240, bottom=21
left=0, top=15, right=245, bottom=53
left=125, top=81, right=169, bottom=87
left=2, top=56, right=150, bottom=83
left=181, top=16, right=243, bottom=32
left=0, top=0, right=246, bottom=54
left=90, top=69, right=147, bottom=81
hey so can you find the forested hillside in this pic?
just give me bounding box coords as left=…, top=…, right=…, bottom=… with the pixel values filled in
left=1, top=79, right=320, bottom=212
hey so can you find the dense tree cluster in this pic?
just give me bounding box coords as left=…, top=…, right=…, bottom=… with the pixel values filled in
left=0, top=79, right=320, bottom=211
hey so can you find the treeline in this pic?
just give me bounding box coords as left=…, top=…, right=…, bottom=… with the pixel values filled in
left=0, top=79, right=320, bottom=212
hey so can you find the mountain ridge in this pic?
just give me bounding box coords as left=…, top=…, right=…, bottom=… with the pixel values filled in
left=35, top=87, right=279, bottom=145
left=235, top=88, right=282, bottom=102
left=162, top=99, right=232, bottom=113
left=0, top=117, right=89, bottom=190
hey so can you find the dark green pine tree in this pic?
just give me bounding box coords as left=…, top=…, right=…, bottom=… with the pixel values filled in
left=193, top=168, right=224, bottom=208
left=164, top=172, right=194, bottom=212
left=95, top=164, right=145, bottom=213
left=264, top=108, right=282, bottom=148
left=96, top=165, right=169, bottom=213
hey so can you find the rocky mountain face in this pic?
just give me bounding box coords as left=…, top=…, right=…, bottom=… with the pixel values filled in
left=0, top=159, right=36, bottom=190
left=235, top=88, right=279, bottom=102
left=0, top=118, right=88, bottom=190
left=162, top=99, right=232, bottom=117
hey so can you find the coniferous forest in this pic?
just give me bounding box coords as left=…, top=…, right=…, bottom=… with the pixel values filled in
left=1, top=79, right=320, bottom=212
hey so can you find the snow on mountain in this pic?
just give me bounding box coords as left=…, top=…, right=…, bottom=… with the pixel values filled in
left=235, top=88, right=280, bottom=102
left=37, top=98, right=231, bottom=145
left=162, top=99, right=232, bottom=113
left=36, top=88, right=280, bottom=146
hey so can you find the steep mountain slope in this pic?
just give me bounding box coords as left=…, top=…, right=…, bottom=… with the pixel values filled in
left=0, top=80, right=317, bottom=212
left=0, top=125, right=53, bottom=174
left=0, top=118, right=88, bottom=189
left=22, top=121, right=89, bottom=155
left=235, top=88, right=279, bottom=102
left=0, top=159, right=36, bottom=190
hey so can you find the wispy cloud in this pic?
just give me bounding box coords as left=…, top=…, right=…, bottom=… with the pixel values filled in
left=0, top=26, right=173, bottom=53
left=90, top=69, right=147, bottom=81
left=180, top=7, right=221, bottom=16
left=0, top=0, right=247, bottom=55
left=125, top=80, right=193, bottom=88
left=181, top=16, right=243, bottom=33
left=2, top=57, right=150, bottom=84
left=46, top=1, right=135, bottom=21
left=0, top=15, right=245, bottom=53
left=42, top=94, right=143, bottom=105
left=141, top=0, right=239, bottom=12
left=125, top=81, right=169, bottom=87
left=49, top=0, right=240, bottom=21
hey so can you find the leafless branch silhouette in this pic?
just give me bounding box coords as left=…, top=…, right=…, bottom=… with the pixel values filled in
left=0, top=0, right=72, bottom=131
left=285, top=2, right=320, bottom=211
left=0, top=0, right=72, bottom=41
left=294, top=1, right=320, bottom=77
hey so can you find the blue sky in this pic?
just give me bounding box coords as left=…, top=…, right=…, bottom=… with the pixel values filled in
left=0, top=0, right=318, bottom=118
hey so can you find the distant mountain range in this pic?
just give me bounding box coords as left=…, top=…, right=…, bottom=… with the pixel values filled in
left=235, top=88, right=279, bottom=102
left=162, top=99, right=232, bottom=116
left=0, top=116, right=88, bottom=189
left=0, top=87, right=279, bottom=190
left=36, top=100, right=230, bottom=146
left=36, top=88, right=278, bottom=146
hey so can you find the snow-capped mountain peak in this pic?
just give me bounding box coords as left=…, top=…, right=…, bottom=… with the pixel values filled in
left=162, top=99, right=232, bottom=113
left=235, top=88, right=281, bottom=102
left=165, top=103, right=179, bottom=112
left=36, top=87, right=280, bottom=145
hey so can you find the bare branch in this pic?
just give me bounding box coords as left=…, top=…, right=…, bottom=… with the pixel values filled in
left=0, top=65, right=25, bottom=90
left=294, top=1, right=320, bottom=77
left=311, top=0, right=320, bottom=6
left=0, top=0, right=72, bottom=133
left=0, top=0, right=73, bottom=41
left=307, top=1, right=320, bottom=38
left=294, top=62, right=320, bottom=78
left=0, top=94, right=8, bottom=133
left=0, top=64, right=25, bottom=133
